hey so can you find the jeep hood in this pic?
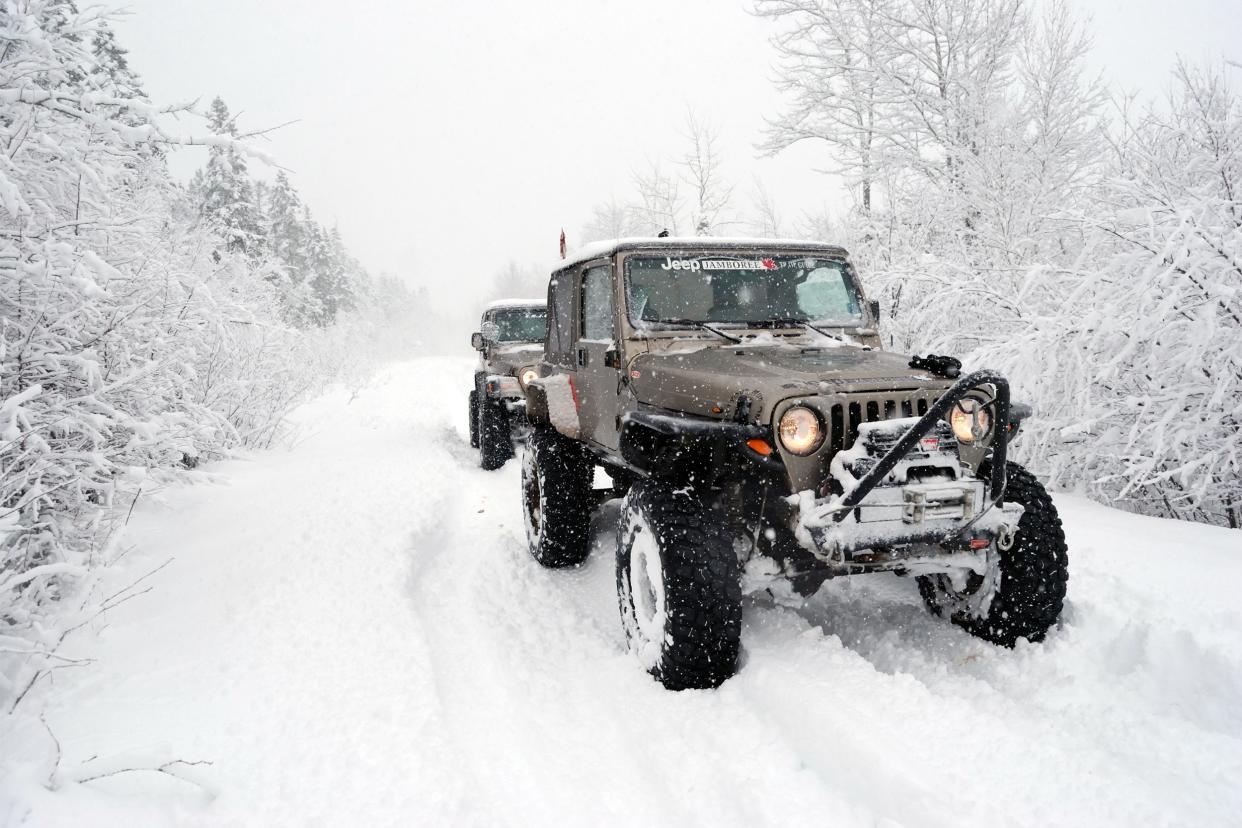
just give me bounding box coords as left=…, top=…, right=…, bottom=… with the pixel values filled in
left=628, top=343, right=945, bottom=421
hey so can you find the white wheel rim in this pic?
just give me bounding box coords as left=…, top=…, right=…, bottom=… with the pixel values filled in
left=623, top=512, right=666, bottom=668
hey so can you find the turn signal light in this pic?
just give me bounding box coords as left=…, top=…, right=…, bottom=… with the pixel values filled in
left=746, top=438, right=774, bottom=456
left=969, top=538, right=990, bottom=550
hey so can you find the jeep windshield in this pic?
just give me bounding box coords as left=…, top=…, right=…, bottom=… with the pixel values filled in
left=489, top=307, right=546, bottom=342
left=624, top=254, right=863, bottom=329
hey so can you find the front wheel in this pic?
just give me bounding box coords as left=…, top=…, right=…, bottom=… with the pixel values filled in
left=918, top=461, right=1069, bottom=646
left=617, top=481, right=742, bottom=690
left=521, top=428, right=593, bottom=567
left=477, top=398, right=513, bottom=470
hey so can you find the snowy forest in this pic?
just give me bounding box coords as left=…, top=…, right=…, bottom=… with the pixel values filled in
left=1, top=2, right=423, bottom=713
left=580, top=0, right=1241, bottom=531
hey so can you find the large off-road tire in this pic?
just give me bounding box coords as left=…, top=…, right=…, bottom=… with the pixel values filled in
left=521, top=427, right=593, bottom=567
left=617, top=480, right=742, bottom=690
left=468, top=390, right=479, bottom=448
left=918, top=461, right=1069, bottom=646
left=477, top=398, right=513, bottom=470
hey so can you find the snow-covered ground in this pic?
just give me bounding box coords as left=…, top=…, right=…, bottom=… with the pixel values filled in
left=3, top=358, right=1241, bottom=826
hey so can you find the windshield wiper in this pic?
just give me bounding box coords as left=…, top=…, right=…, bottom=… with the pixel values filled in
left=657, top=318, right=743, bottom=344
left=764, top=318, right=869, bottom=349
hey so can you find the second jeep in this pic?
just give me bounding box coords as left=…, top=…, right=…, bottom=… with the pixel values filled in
left=469, top=299, right=547, bottom=470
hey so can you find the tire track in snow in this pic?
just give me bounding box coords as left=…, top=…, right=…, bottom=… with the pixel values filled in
left=405, top=405, right=865, bottom=824
left=399, top=359, right=1242, bottom=827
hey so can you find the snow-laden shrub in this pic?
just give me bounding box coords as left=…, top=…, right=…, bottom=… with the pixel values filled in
left=990, top=65, right=1240, bottom=527
left=0, top=1, right=361, bottom=715
left=859, top=64, right=1241, bottom=528
left=757, top=0, right=1239, bottom=528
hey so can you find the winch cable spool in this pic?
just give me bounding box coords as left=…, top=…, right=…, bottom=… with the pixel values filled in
left=831, top=370, right=1011, bottom=522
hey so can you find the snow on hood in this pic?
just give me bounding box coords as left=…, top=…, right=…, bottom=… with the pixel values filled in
left=629, top=343, right=942, bottom=420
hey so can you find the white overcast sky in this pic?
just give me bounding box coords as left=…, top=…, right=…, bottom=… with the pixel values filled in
left=114, top=0, right=1238, bottom=305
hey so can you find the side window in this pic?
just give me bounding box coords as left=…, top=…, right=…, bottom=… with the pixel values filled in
left=548, top=270, right=576, bottom=359
left=581, top=265, right=614, bottom=341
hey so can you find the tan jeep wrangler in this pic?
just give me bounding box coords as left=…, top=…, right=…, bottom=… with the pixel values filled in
left=469, top=300, right=546, bottom=470
left=522, top=239, right=1068, bottom=690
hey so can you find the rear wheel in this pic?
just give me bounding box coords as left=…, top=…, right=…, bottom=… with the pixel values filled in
left=918, top=461, right=1068, bottom=646
left=522, top=428, right=593, bottom=567
left=478, top=399, right=513, bottom=470
left=617, top=480, right=742, bottom=690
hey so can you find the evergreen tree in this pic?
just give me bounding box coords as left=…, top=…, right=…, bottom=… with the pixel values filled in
left=196, top=96, right=263, bottom=257
left=263, top=172, right=319, bottom=325
left=89, top=21, right=145, bottom=99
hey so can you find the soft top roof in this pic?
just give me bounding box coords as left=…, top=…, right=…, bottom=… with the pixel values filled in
left=554, top=236, right=850, bottom=272
left=483, top=298, right=546, bottom=313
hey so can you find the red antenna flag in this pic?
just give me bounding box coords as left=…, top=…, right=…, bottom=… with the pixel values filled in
left=559, top=228, right=567, bottom=259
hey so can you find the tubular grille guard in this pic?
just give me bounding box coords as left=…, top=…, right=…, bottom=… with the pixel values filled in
left=830, top=370, right=1011, bottom=522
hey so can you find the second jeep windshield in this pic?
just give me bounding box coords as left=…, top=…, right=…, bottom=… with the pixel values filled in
left=625, top=255, right=862, bottom=327
left=492, top=308, right=546, bottom=341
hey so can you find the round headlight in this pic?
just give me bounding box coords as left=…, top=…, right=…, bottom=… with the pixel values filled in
left=518, top=367, right=538, bottom=388
left=778, top=406, right=824, bottom=455
left=949, top=398, right=992, bottom=443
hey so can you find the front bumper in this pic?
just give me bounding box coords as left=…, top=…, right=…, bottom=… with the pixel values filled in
left=791, top=477, right=1023, bottom=569
left=484, top=375, right=528, bottom=411
left=788, top=399, right=1023, bottom=572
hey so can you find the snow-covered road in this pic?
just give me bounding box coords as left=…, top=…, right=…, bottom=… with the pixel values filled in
left=6, top=358, right=1242, bottom=826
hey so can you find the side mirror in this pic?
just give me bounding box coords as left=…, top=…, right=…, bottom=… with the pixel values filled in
left=868, top=299, right=881, bottom=323
left=471, top=332, right=484, bottom=350
left=604, top=349, right=621, bottom=369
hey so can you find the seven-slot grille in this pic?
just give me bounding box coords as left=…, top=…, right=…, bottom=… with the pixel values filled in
left=822, top=389, right=946, bottom=456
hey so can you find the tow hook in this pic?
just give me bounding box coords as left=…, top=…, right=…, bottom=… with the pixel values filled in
left=997, top=523, right=1017, bottom=550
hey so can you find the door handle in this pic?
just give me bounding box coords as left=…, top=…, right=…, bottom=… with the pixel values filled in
left=577, top=346, right=587, bottom=367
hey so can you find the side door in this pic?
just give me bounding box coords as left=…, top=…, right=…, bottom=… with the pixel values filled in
left=575, top=261, right=623, bottom=451
left=537, top=267, right=583, bottom=439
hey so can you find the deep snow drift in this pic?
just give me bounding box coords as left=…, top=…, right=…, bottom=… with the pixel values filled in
left=3, top=358, right=1240, bottom=826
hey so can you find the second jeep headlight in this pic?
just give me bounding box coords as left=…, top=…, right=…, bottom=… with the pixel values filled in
left=949, top=398, right=992, bottom=443
left=778, top=406, right=824, bottom=455
left=518, top=367, right=538, bottom=388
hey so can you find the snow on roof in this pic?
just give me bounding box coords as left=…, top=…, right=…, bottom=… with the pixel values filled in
left=483, top=298, right=546, bottom=312
left=549, top=236, right=850, bottom=272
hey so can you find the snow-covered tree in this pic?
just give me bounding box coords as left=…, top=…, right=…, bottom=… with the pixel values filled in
left=192, top=97, right=264, bottom=258
left=0, top=1, right=370, bottom=717
left=756, top=0, right=896, bottom=214
left=756, top=1, right=1238, bottom=527
left=1021, top=63, right=1241, bottom=527
left=580, top=197, right=634, bottom=244
left=748, top=178, right=786, bottom=238
left=679, top=109, right=734, bottom=235
left=630, top=160, right=683, bottom=236
left=491, top=261, right=545, bottom=299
